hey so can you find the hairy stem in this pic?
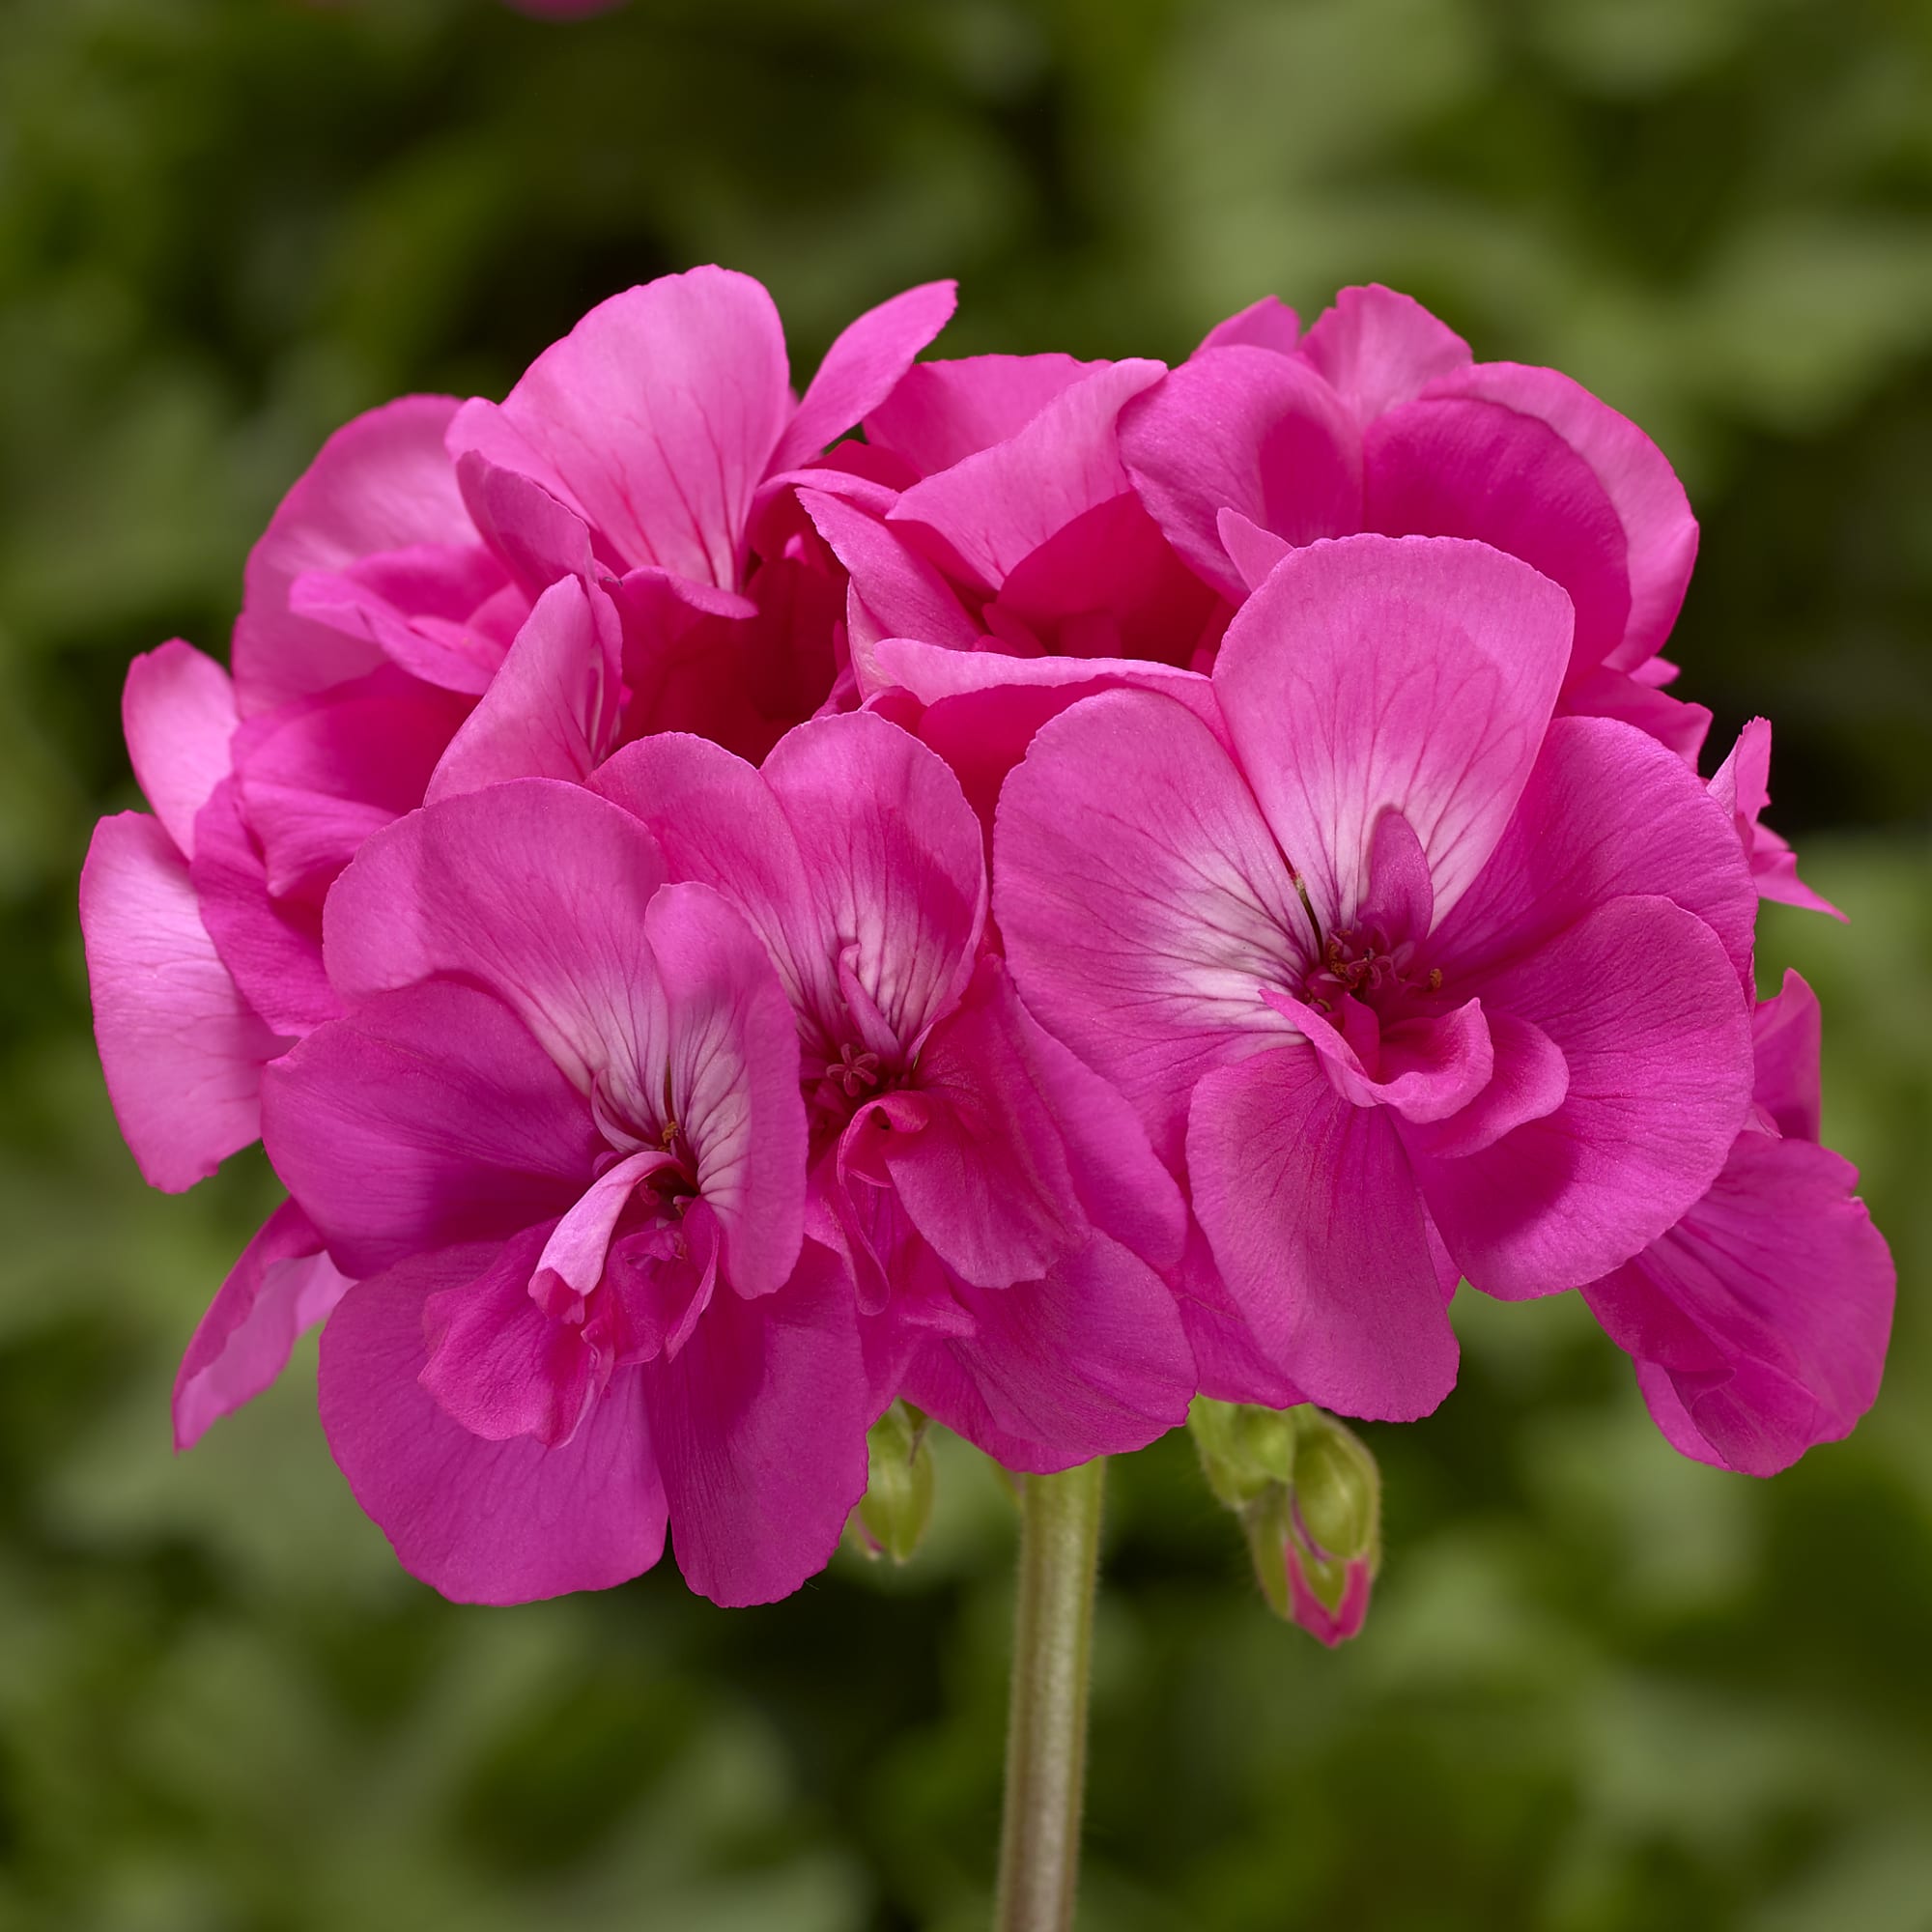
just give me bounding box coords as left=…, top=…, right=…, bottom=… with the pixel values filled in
left=993, top=1457, right=1106, bottom=1932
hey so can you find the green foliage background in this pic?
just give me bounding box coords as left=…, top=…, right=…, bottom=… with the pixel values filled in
left=2, top=1, right=1928, bottom=1926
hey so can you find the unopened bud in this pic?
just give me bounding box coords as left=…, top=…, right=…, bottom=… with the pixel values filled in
left=1190, top=1398, right=1380, bottom=1647
left=846, top=1402, right=935, bottom=1565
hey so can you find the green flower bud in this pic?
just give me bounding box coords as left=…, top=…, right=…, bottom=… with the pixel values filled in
left=846, top=1401, right=935, bottom=1565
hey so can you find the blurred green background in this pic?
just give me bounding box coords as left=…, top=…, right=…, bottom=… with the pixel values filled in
left=3, top=0, right=1929, bottom=1926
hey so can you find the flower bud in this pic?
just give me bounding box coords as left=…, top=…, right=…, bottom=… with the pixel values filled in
left=846, top=1401, right=935, bottom=1565
left=1189, top=1398, right=1380, bottom=1646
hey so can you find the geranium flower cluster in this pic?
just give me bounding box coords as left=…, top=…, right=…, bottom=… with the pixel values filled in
left=81, top=270, right=1893, bottom=1609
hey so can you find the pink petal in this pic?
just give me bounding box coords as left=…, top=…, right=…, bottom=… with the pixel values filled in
left=123, top=641, right=237, bottom=860
left=864, top=352, right=1104, bottom=475
left=1586, top=1134, right=1893, bottom=1475
left=1169, top=1221, right=1307, bottom=1408
left=1560, top=664, right=1712, bottom=766
left=771, top=280, right=958, bottom=472
left=1401, top=1009, right=1570, bottom=1160
left=762, top=711, right=987, bottom=1050
left=79, top=813, right=279, bottom=1191
left=187, top=779, right=337, bottom=1037
left=1288, top=992, right=1495, bottom=1123
left=1424, top=361, right=1697, bottom=675
left=235, top=395, right=472, bottom=715
left=1187, top=1043, right=1459, bottom=1422
left=426, top=576, right=621, bottom=800
left=993, top=688, right=1307, bottom=1166
left=1213, top=533, right=1575, bottom=932
left=261, top=978, right=598, bottom=1278
left=1411, top=895, right=1753, bottom=1299
left=1119, top=347, right=1362, bottom=599
left=902, top=1233, right=1195, bottom=1471
left=643, top=1237, right=867, bottom=1605
left=888, top=359, right=1166, bottom=591
left=798, top=487, right=981, bottom=655
left=1215, top=508, right=1293, bottom=592
left=1750, top=969, right=1823, bottom=1143
left=173, top=1198, right=352, bottom=1448
left=323, top=779, right=670, bottom=1099
left=450, top=268, right=791, bottom=589
left=320, top=1243, right=667, bottom=1604
left=1197, top=295, right=1301, bottom=355
left=1428, top=715, right=1759, bottom=994
left=1294, top=284, right=1472, bottom=423
left=1708, top=718, right=1843, bottom=919
left=451, top=450, right=599, bottom=597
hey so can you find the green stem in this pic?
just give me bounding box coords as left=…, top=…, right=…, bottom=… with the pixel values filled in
left=993, top=1457, right=1106, bottom=1932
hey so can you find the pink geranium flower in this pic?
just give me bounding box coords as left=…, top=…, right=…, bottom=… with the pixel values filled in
left=1583, top=970, right=1892, bottom=1473
left=257, top=779, right=869, bottom=1605
left=995, top=533, right=1758, bottom=1420
left=591, top=711, right=1197, bottom=1469
left=1120, top=285, right=1712, bottom=762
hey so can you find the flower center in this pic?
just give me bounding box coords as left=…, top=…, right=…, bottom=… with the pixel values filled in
left=1300, top=924, right=1442, bottom=1017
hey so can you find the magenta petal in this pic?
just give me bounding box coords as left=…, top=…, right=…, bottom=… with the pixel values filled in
left=463, top=268, right=791, bottom=588
left=1429, top=715, right=1758, bottom=994
left=173, top=1198, right=351, bottom=1448
left=1750, top=970, right=1823, bottom=1144
left=1214, top=533, right=1575, bottom=933
left=1291, top=993, right=1494, bottom=1123
left=1708, top=718, right=1843, bottom=919
left=772, top=280, right=958, bottom=472
left=80, top=813, right=279, bottom=1191
left=763, top=711, right=986, bottom=1048
left=1412, top=895, right=1753, bottom=1299
left=235, top=395, right=471, bottom=715
left=1560, top=664, right=1712, bottom=766
left=903, top=1233, right=1195, bottom=1471
left=1187, top=1044, right=1459, bottom=1422
left=1170, top=1221, right=1307, bottom=1408
left=1403, top=1009, right=1570, bottom=1160
left=320, top=1244, right=667, bottom=1604
left=1120, top=347, right=1362, bottom=598
left=798, top=487, right=981, bottom=653
left=123, top=641, right=237, bottom=860
left=452, top=450, right=599, bottom=597
left=1215, top=509, right=1293, bottom=593
left=994, top=688, right=1306, bottom=1166
left=261, top=978, right=598, bottom=1278
left=323, top=779, right=669, bottom=1096
left=427, top=577, right=621, bottom=800
left=889, top=359, right=1166, bottom=591
left=1197, top=295, right=1300, bottom=356
left=644, top=1238, right=868, bottom=1606
left=1295, top=284, right=1472, bottom=423
left=1586, top=1135, right=1893, bottom=1475
left=864, top=352, right=1104, bottom=475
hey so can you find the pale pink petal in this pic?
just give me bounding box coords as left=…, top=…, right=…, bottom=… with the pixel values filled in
left=187, top=779, right=337, bottom=1037
left=902, top=1233, right=1195, bottom=1471
left=864, top=352, right=1104, bottom=475
left=1213, top=533, right=1574, bottom=932
left=763, top=711, right=987, bottom=1050
left=323, top=779, right=669, bottom=1099
left=320, top=1244, right=667, bottom=1604
left=450, top=268, right=791, bottom=589
left=771, top=280, right=958, bottom=472
left=1424, top=361, right=1697, bottom=675
left=644, top=1238, right=867, bottom=1605
left=80, top=813, right=279, bottom=1191
left=261, top=978, right=598, bottom=1278
left=1197, top=295, right=1300, bottom=355
left=888, top=360, right=1166, bottom=591
left=173, top=1198, right=352, bottom=1448
left=123, top=641, right=237, bottom=860
left=1120, top=347, right=1362, bottom=599
left=1187, top=1044, right=1459, bottom=1422
left=1428, top=715, right=1759, bottom=993
left=993, top=688, right=1307, bottom=1166
left=1411, top=895, right=1753, bottom=1298
left=235, top=395, right=472, bottom=714
left=1750, top=970, right=1822, bottom=1143
left=641, top=882, right=808, bottom=1298
left=1295, top=285, right=1472, bottom=423
left=426, top=577, right=621, bottom=801
left=1586, top=1134, right=1893, bottom=1475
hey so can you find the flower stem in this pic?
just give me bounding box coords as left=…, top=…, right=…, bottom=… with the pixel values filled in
left=993, top=1457, right=1106, bottom=1932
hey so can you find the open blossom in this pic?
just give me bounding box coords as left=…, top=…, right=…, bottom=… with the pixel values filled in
left=257, top=779, right=870, bottom=1605
left=996, top=532, right=1759, bottom=1419
left=591, top=711, right=1197, bottom=1470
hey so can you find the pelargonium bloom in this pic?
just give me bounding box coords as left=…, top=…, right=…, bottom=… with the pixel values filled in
left=259, top=779, right=870, bottom=1605
left=996, top=532, right=1759, bottom=1420
left=592, top=711, right=1197, bottom=1469
left=1119, top=285, right=1711, bottom=762
left=1583, top=969, right=1892, bottom=1473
